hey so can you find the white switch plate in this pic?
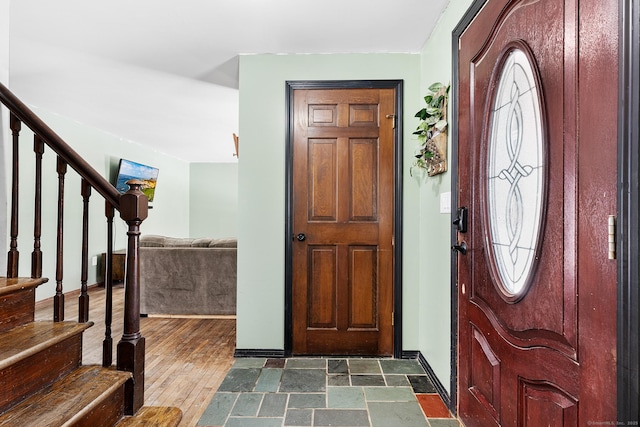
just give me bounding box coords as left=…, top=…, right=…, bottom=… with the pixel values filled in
left=91, top=255, right=98, bottom=266
left=440, top=192, right=452, bottom=214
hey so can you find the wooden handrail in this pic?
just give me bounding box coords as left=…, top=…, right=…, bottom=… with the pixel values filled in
left=1, top=81, right=147, bottom=415
left=0, top=83, right=121, bottom=208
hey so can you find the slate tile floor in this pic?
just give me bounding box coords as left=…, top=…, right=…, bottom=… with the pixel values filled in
left=197, top=358, right=460, bottom=427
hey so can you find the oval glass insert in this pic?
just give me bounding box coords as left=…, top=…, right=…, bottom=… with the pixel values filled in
left=487, top=47, right=545, bottom=298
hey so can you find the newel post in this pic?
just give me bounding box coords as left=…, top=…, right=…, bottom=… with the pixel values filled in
left=116, top=180, right=148, bottom=415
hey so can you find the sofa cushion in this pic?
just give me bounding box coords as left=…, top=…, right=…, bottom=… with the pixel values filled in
left=209, top=238, right=237, bottom=248
left=140, top=235, right=166, bottom=247
left=163, top=237, right=194, bottom=247
left=191, top=238, right=213, bottom=247
left=141, top=235, right=237, bottom=248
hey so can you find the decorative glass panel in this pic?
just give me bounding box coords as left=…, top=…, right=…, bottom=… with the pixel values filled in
left=487, top=48, right=545, bottom=298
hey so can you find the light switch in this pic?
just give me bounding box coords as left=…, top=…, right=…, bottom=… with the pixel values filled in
left=440, top=192, right=451, bottom=214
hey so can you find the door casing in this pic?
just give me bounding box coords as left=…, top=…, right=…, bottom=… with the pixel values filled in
left=451, top=0, right=640, bottom=420
left=617, top=0, right=640, bottom=420
left=284, top=80, right=404, bottom=358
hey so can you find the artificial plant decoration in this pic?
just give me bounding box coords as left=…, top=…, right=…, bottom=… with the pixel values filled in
left=412, top=82, right=450, bottom=177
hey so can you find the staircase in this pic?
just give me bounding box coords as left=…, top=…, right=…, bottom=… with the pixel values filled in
left=0, top=278, right=182, bottom=426
left=0, top=83, right=183, bottom=425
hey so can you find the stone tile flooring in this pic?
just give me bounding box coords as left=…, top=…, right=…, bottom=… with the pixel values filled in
left=197, top=358, right=460, bottom=427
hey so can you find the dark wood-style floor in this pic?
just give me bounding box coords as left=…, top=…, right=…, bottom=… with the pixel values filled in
left=35, top=284, right=236, bottom=427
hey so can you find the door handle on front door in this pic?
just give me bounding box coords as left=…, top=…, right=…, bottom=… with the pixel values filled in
left=295, top=233, right=306, bottom=242
left=452, top=241, right=467, bottom=255
left=453, top=207, right=468, bottom=233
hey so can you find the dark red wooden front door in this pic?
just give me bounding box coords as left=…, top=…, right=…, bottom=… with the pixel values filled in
left=456, top=0, right=618, bottom=425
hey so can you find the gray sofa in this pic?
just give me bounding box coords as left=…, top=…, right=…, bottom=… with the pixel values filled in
left=139, top=235, right=237, bottom=316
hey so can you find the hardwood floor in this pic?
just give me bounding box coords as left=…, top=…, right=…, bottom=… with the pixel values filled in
left=35, top=284, right=236, bottom=427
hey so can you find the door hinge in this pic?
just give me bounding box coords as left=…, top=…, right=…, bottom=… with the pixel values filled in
left=385, top=114, right=396, bottom=129
left=608, top=215, right=616, bottom=260
left=392, top=311, right=395, bottom=326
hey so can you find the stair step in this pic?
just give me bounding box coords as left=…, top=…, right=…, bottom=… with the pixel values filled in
left=0, top=365, right=132, bottom=426
left=0, top=277, right=48, bottom=297
left=0, top=277, right=49, bottom=333
left=115, top=406, right=183, bottom=427
left=0, top=321, right=93, bottom=412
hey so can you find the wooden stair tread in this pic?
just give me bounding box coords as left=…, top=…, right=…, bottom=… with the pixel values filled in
left=0, top=365, right=131, bottom=426
left=115, top=406, right=183, bottom=427
left=0, top=321, right=93, bottom=371
left=0, top=277, right=48, bottom=296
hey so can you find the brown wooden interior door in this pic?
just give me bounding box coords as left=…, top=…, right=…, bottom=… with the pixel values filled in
left=292, top=87, right=395, bottom=356
left=456, top=0, right=618, bottom=425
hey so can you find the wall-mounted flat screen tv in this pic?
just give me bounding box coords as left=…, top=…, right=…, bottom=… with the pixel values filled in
left=114, top=159, right=159, bottom=202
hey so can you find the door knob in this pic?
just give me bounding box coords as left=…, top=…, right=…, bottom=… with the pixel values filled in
left=452, top=241, right=467, bottom=255
left=296, top=233, right=306, bottom=242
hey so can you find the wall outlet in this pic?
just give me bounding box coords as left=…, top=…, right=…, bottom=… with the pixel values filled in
left=440, top=192, right=452, bottom=214
left=91, top=255, right=98, bottom=266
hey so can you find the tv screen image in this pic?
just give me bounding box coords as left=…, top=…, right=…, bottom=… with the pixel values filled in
left=115, top=159, right=159, bottom=202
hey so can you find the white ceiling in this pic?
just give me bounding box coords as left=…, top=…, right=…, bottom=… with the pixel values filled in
left=8, top=0, right=450, bottom=162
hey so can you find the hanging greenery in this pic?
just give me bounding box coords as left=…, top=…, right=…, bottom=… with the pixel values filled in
left=411, top=82, right=450, bottom=177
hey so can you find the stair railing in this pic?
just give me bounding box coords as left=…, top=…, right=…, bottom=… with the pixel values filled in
left=0, top=82, right=146, bottom=415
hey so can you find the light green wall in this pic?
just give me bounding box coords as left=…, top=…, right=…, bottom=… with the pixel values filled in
left=189, top=162, right=238, bottom=238
left=0, top=0, right=9, bottom=274
left=237, top=53, right=423, bottom=350
left=0, top=0, right=7, bottom=79
left=417, top=0, right=474, bottom=394
left=14, top=110, right=190, bottom=300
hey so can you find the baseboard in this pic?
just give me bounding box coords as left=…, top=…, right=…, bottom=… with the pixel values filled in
left=403, top=350, right=452, bottom=411
left=146, top=314, right=236, bottom=320
left=234, top=349, right=286, bottom=358
left=401, top=350, right=420, bottom=360
left=34, top=283, right=101, bottom=310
